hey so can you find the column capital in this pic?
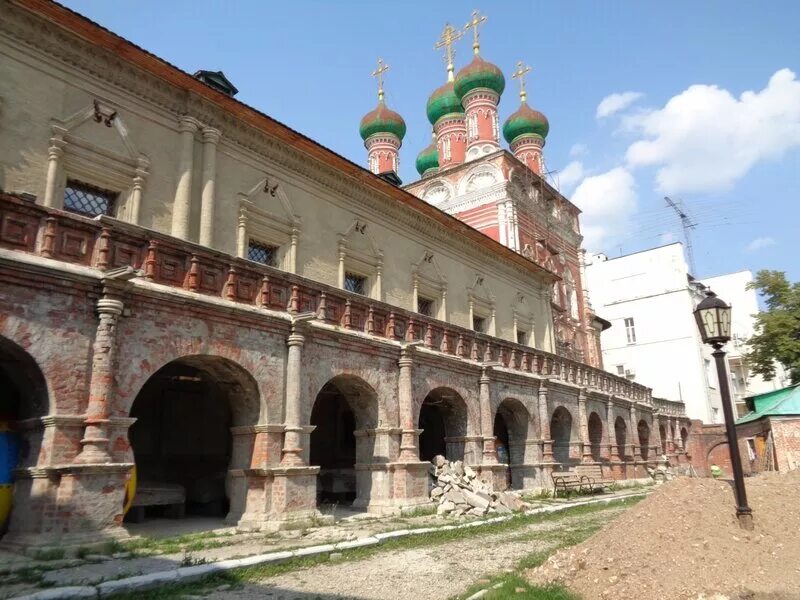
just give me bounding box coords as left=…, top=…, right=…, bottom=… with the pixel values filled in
left=96, top=298, right=124, bottom=317
left=399, top=341, right=422, bottom=359
left=202, top=127, right=222, bottom=144
left=47, top=138, right=65, bottom=158
left=178, top=115, right=201, bottom=133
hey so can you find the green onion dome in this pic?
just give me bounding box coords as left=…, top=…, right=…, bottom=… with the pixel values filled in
left=454, top=56, right=506, bottom=100
left=415, top=140, right=439, bottom=176
left=359, top=101, right=407, bottom=141
left=502, top=103, right=549, bottom=144
left=426, top=81, right=465, bottom=125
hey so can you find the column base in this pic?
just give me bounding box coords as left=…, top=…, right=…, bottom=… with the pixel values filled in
left=388, top=461, right=430, bottom=509
left=2, top=463, right=132, bottom=554
left=237, top=465, right=333, bottom=532
left=476, top=463, right=511, bottom=492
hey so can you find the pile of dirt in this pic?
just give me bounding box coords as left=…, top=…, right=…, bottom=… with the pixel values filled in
left=529, top=469, right=800, bottom=599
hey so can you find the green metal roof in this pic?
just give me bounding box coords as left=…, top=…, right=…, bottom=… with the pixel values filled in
left=736, top=384, right=800, bottom=424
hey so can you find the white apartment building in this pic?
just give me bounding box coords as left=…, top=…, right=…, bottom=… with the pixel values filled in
left=702, top=271, right=789, bottom=415
left=585, top=243, right=724, bottom=424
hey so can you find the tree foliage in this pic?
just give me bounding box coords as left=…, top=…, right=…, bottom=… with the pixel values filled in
left=745, top=270, right=800, bottom=384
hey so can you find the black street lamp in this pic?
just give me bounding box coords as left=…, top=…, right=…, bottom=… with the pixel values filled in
left=693, top=290, right=754, bottom=530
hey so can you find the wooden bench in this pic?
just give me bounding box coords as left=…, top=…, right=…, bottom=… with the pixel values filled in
left=551, top=471, right=586, bottom=497
left=126, top=481, right=186, bottom=523
left=575, top=464, right=614, bottom=493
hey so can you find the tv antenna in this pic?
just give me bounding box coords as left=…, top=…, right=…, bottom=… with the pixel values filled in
left=664, top=196, right=697, bottom=274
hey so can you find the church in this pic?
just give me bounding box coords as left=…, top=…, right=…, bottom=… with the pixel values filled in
left=0, top=0, right=690, bottom=551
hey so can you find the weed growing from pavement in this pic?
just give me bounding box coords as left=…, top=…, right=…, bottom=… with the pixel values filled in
left=107, top=497, right=642, bottom=599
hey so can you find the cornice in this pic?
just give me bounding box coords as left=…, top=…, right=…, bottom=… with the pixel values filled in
left=2, top=1, right=557, bottom=288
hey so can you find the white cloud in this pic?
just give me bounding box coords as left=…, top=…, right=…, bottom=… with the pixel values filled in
left=625, top=68, right=800, bottom=194
left=556, top=161, right=584, bottom=192
left=745, top=236, right=776, bottom=252
left=596, top=91, right=644, bottom=119
left=569, top=143, right=588, bottom=157
left=571, top=167, right=638, bottom=251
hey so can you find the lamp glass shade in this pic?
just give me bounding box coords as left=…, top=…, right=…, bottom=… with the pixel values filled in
left=693, top=291, right=732, bottom=345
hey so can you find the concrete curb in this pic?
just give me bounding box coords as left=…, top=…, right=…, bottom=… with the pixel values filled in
left=11, top=492, right=646, bottom=599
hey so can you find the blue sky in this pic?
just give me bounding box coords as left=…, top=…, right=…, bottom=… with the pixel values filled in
left=62, top=0, right=800, bottom=284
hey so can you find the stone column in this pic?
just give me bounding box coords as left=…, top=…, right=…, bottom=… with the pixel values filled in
left=673, top=417, right=682, bottom=452
left=198, top=127, right=221, bottom=247
left=480, top=367, right=496, bottom=464
left=578, top=389, right=592, bottom=461
left=236, top=200, right=249, bottom=258
left=280, top=318, right=312, bottom=466
left=337, top=241, right=346, bottom=288
left=43, top=131, right=66, bottom=209
left=606, top=397, right=615, bottom=460
left=538, top=382, right=553, bottom=461
left=289, top=227, right=299, bottom=274
left=398, top=344, right=422, bottom=462
left=171, top=116, right=199, bottom=239
left=128, top=158, right=149, bottom=226
left=74, top=293, right=125, bottom=464
left=628, top=403, right=637, bottom=460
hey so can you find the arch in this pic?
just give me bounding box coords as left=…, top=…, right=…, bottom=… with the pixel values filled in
left=126, top=355, right=259, bottom=526
left=309, top=375, right=379, bottom=509
left=659, top=423, right=668, bottom=454
left=0, top=336, right=49, bottom=423
left=421, top=180, right=455, bottom=206
left=638, top=419, right=651, bottom=461
left=493, top=398, right=533, bottom=489
left=614, top=416, right=628, bottom=460
left=0, top=336, right=50, bottom=539
left=588, top=412, right=604, bottom=461
left=550, top=406, right=573, bottom=466
left=457, top=162, right=503, bottom=195
left=680, top=426, right=689, bottom=451
left=418, top=387, right=469, bottom=462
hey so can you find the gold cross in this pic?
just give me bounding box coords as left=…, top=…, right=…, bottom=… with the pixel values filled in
left=512, top=61, right=533, bottom=102
left=371, top=58, right=390, bottom=102
left=464, top=9, right=487, bottom=56
left=434, top=23, right=464, bottom=81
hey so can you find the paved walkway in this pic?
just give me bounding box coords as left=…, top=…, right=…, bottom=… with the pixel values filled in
left=212, top=507, right=627, bottom=600
left=1, top=488, right=648, bottom=599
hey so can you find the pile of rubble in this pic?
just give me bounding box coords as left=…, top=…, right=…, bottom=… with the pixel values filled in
left=429, top=455, right=530, bottom=517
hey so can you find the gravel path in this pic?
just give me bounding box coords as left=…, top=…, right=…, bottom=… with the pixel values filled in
left=217, top=507, right=625, bottom=600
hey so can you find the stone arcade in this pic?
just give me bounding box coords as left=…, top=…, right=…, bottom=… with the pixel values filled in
left=0, top=1, right=691, bottom=550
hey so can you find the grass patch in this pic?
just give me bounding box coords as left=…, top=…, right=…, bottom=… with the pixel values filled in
left=107, top=497, right=640, bottom=599
left=30, top=548, right=65, bottom=561
left=118, top=528, right=243, bottom=557
left=462, top=575, right=580, bottom=599
left=453, top=499, right=639, bottom=600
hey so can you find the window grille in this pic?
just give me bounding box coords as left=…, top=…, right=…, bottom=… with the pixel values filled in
left=417, top=297, right=434, bottom=317
left=247, top=240, right=278, bottom=267
left=63, top=180, right=117, bottom=217
left=344, top=272, right=367, bottom=295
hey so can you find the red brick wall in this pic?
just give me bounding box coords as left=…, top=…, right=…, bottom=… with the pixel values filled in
left=771, top=418, right=800, bottom=471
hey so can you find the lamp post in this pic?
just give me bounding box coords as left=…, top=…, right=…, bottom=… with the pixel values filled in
left=693, top=290, right=754, bottom=530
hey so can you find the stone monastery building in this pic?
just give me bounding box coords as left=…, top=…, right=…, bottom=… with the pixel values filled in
left=0, top=1, right=690, bottom=550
